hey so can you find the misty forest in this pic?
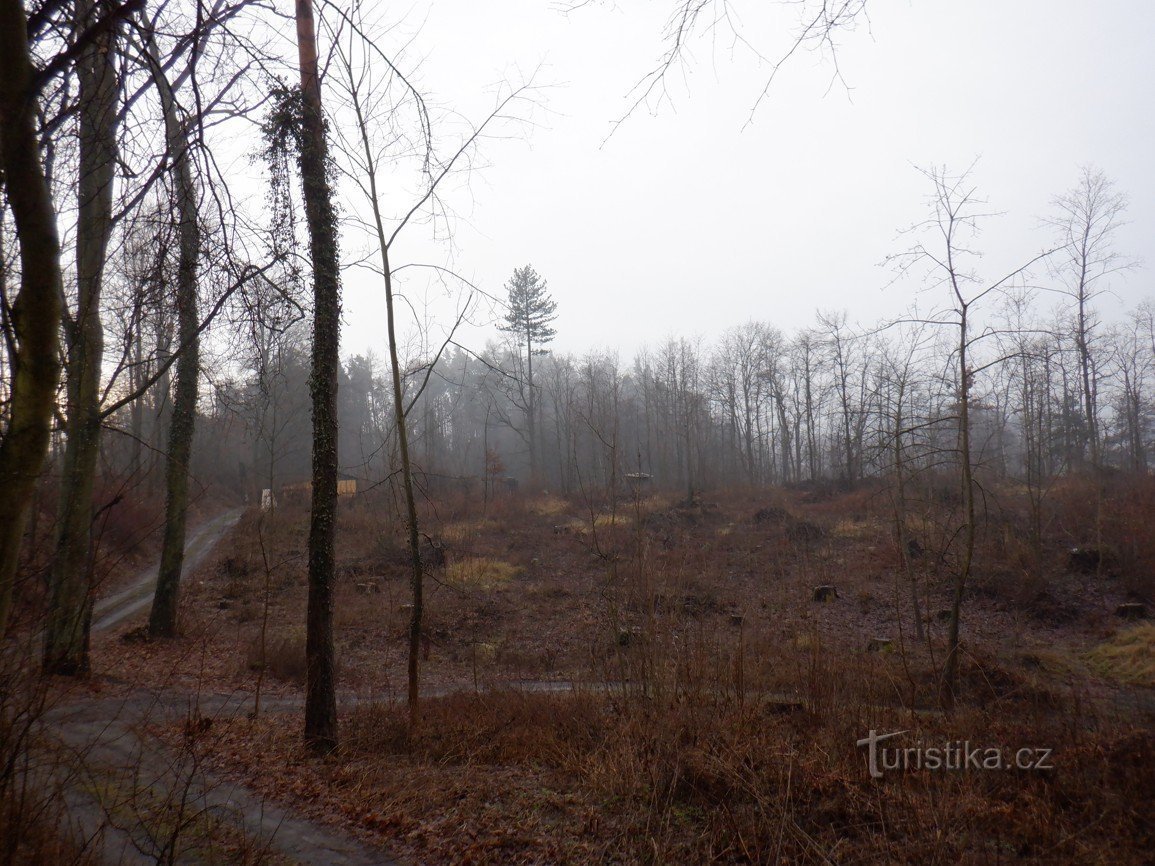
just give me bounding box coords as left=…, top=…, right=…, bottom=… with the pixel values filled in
left=1, top=0, right=1153, bottom=863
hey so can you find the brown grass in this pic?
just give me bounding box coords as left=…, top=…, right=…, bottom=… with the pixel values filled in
left=444, top=557, right=522, bottom=590
left=200, top=674, right=1155, bottom=865
left=1087, top=623, right=1155, bottom=687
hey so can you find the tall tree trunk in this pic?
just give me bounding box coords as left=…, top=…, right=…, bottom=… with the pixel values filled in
left=891, top=382, right=923, bottom=642
left=130, top=313, right=144, bottom=476
left=295, top=0, right=340, bottom=754
left=150, top=327, right=172, bottom=491
left=148, top=59, right=199, bottom=639
left=0, top=0, right=65, bottom=636
left=803, top=349, right=816, bottom=481
left=1076, top=289, right=1099, bottom=469
left=42, top=0, right=119, bottom=674
left=386, top=253, right=424, bottom=724
left=526, top=331, right=536, bottom=482
left=942, top=306, right=975, bottom=708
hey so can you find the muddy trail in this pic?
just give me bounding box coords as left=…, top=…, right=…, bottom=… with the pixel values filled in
left=47, top=508, right=395, bottom=866
left=92, top=508, right=245, bottom=633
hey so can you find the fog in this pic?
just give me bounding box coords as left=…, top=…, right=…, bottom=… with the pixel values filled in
left=339, top=0, right=1154, bottom=359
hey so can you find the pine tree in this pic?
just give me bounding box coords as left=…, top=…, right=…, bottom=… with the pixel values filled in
left=498, top=265, right=557, bottom=481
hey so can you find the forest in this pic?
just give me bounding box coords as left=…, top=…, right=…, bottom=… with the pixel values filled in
left=1, top=0, right=1152, bottom=863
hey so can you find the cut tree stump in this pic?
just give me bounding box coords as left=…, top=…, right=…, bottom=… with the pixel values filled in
left=617, top=626, right=643, bottom=647
left=1115, top=602, right=1148, bottom=620
left=812, top=585, right=838, bottom=603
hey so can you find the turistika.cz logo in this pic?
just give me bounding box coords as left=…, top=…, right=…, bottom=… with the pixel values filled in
left=857, top=729, right=1054, bottom=779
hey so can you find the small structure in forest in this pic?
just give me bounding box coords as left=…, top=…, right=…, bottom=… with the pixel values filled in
left=812, top=585, right=838, bottom=603
left=866, top=637, right=894, bottom=653
left=625, top=472, right=652, bottom=493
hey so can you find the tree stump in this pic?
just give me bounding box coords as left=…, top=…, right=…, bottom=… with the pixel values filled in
left=1115, top=602, right=1148, bottom=620
left=617, top=626, right=643, bottom=647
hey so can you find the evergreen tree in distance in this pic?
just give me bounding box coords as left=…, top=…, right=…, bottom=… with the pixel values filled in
left=498, top=265, right=558, bottom=481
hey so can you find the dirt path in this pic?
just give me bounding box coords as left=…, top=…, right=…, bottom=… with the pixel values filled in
left=50, top=508, right=397, bottom=866
left=92, top=508, right=245, bottom=634
left=49, top=691, right=394, bottom=865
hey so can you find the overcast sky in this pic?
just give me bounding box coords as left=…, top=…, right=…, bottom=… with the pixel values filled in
left=331, top=0, right=1154, bottom=363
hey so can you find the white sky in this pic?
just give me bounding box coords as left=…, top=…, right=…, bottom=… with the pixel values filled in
left=331, top=0, right=1155, bottom=363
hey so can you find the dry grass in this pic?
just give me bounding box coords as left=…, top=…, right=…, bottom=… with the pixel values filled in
left=1087, top=623, right=1155, bottom=687
left=830, top=517, right=880, bottom=540
left=566, top=511, right=632, bottom=533
left=201, top=672, right=1155, bottom=865
left=440, top=518, right=500, bottom=544
left=444, top=557, right=521, bottom=590
left=525, top=494, right=570, bottom=517
left=245, top=629, right=309, bottom=683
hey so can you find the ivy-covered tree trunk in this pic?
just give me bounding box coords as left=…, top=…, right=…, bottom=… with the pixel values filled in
left=43, top=0, right=119, bottom=674
left=0, top=0, right=65, bottom=636
left=149, top=71, right=200, bottom=638
left=295, top=0, right=340, bottom=753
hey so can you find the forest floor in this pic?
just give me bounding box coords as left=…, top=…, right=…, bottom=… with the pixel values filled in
left=80, top=479, right=1155, bottom=863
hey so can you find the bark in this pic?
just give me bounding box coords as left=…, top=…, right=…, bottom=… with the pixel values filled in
left=0, top=0, right=65, bottom=636
left=129, top=313, right=143, bottom=476
left=942, top=305, right=975, bottom=709
left=527, top=331, right=537, bottom=481
left=891, top=380, right=923, bottom=642
left=148, top=58, right=200, bottom=639
left=388, top=255, right=424, bottom=724
left=150, top=322, right=172, bottom=490
left=295, top=0, right=340, bottom=753
left=802, top=341, right=817, bottom=480
left=1076, top=278, right=1099, bottom=469
left=43, top=0, right=119, bottom=674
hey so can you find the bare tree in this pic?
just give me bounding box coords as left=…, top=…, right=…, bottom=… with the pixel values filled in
left=0, top=0, right=66, bottom=635
left=332, top=11, right=536, bottom=718
left=1045, top=167, right=1132, bottom=471
left=601, top=0, right=870, bottom=134
left=146, top=24, right=203, bottom=640
left=888, top=164, right=1050, bottom=707
left=1106, top=308, right=1153, bottom=473
left=41, top=0, right=122, bottom=672
left=818, top=310, right=866, bottom=486
left=710, top=322, right=770, bottom=484
left=875, top=322, right=933, bottom=642
left=792, top=329, right=823, bottom=481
